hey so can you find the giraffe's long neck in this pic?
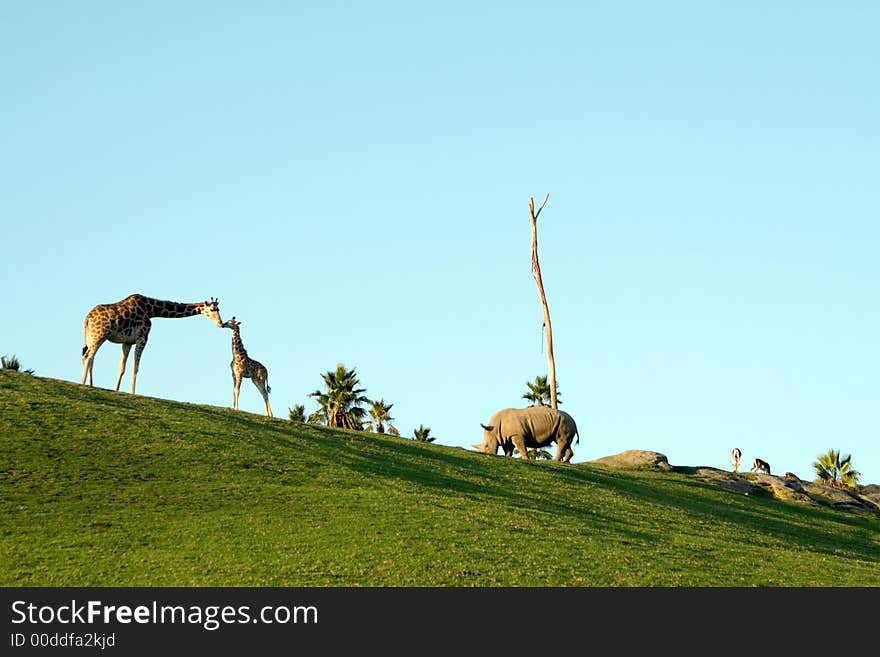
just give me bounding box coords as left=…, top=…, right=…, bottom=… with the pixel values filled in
left=142, top=297, right=204, bottom=319
left=230, top=329, right=249, bottom=359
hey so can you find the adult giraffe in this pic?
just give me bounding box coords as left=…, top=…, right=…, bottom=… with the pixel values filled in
left=81, top=293, right=223, bottom=394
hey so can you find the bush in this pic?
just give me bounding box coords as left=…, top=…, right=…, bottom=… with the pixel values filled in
left=1, top=355, right=34, bottom=374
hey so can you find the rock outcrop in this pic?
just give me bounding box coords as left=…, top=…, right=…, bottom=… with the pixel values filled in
left=589, top=450, right=879, bottom=515
left=591, top=450, right=671, bottom=470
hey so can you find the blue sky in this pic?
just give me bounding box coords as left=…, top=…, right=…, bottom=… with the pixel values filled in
left=2, top=2, right=878, bottom=485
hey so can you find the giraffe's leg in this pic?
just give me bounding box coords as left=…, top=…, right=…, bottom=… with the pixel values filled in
left=81, top=339, right=105, bottom=387
left=114, top=343, right=132, bottom=392
left=265, top=378, right=272, bottom=417
left=254, top=368, right=272, bottom=417
left=254, top=379, right=272, bottom=417
left=130, top=340, right=146, bottom=395
left=232, top=372, right=241, bottom=410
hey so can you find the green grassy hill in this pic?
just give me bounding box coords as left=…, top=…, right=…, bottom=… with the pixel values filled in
left=2, top=370, right=878, bottom=586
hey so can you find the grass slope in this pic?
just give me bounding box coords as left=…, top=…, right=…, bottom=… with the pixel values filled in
left=2, top=370, right=878, bottom=587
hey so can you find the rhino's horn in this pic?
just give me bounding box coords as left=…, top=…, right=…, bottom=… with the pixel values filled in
left=472, top=444, right=483, bottom=451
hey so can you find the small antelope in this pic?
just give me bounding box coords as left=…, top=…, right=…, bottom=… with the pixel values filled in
left=751, top=458, right=771, bottom=475
left=731, top=447, right=742, bottom=472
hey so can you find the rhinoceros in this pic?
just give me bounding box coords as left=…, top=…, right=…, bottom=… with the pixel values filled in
left=474, top=406, right=579, bottom=462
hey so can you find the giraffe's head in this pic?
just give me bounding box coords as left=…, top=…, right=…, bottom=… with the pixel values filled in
left=198, top=297, right=224, bottom=327
left=222, top=316, right=241, bottom=331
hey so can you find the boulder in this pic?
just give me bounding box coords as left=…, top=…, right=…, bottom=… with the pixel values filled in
left=860, top=484, right=880, bottom=508
left=686, top=467, right=760, bottom=495
left=591, top=450, right=671, bottom=470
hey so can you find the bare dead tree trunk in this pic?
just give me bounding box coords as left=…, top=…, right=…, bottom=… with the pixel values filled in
left=529, top=193, right=557, bottom=409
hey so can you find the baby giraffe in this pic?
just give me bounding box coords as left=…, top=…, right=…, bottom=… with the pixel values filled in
left=222, top=316, right=272, bottom=417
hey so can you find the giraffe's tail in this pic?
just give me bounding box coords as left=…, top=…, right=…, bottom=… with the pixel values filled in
left=82, top=315, right=90, bottom=358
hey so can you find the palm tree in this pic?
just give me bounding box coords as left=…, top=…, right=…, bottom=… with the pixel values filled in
left=813, top=449, right=861, bottom=491
left=308, top=363, right=369, bottom=430
left=288, top=404, right=305, bottom=422
left=522, top=375, right=561, bottom=407
left=413, top=424, right=435, bottom=442
left=368, top=398, right=394, bottom=434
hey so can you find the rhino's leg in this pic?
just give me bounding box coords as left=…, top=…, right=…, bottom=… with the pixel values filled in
left=554, top=438, right=575, bottom=462
left=511, top=436, right=529, bottom=460
left=554, top=440, right=564, bottom=461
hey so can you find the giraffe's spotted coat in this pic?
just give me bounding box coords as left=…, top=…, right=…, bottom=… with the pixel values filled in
left=81, top=293, right=223, bottom=394
left=222, top=317, right=272, bottom=417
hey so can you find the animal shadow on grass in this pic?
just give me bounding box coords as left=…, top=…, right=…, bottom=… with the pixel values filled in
left=311, top=435, right=647, bottom=542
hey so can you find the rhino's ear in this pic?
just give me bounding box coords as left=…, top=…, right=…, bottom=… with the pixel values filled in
left=480, top=423, right=493, bottom=432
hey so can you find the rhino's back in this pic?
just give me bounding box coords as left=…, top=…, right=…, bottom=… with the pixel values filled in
left=523, top=406, right=565, bottom=441
left=493, top=406, right=558, bottom=444
left=489, top=408, right=524, bottom=446
left=488, top=408, right=521, bottom=426
left=489, top=406, right=576, bottom=442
